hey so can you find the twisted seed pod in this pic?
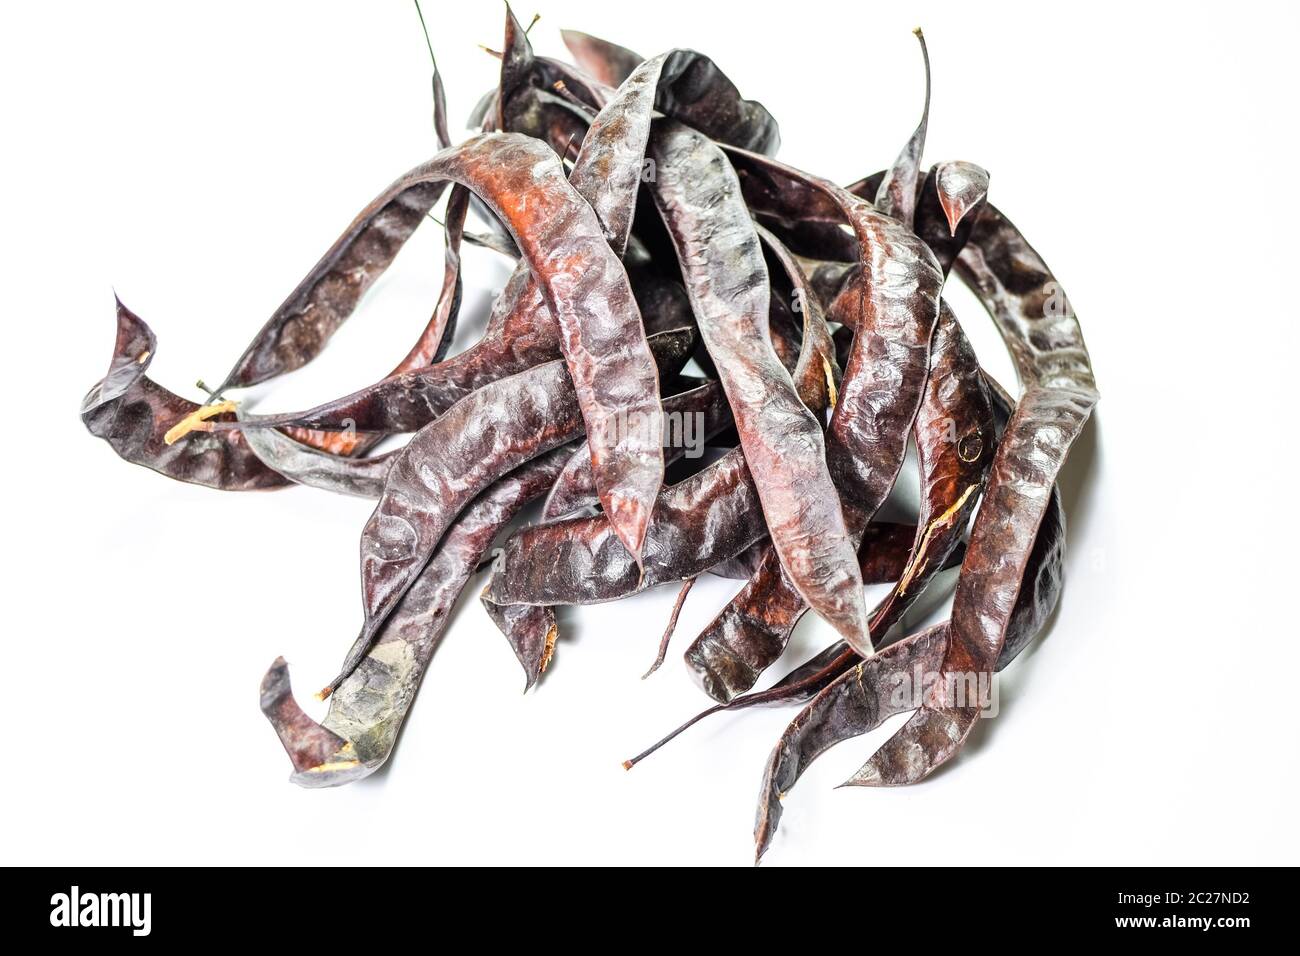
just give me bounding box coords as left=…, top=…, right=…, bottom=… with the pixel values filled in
left=81, top=300, right=287, bottom=490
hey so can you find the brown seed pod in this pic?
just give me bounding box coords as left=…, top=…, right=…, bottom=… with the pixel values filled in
left=81, top=300, right=288, bottom=491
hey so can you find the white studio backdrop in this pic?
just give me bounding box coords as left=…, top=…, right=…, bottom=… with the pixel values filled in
left=2, top=1, right=1296, bottom=865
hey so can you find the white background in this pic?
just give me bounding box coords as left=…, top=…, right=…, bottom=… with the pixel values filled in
left=3, top=1, right=1297, bottom=866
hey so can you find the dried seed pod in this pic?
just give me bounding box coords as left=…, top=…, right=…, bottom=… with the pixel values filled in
left=753, top=623, right=951, bottom=860
left=81, top=299, right=287, bottom=490
left=228, top=262, right=690, bottom=437
left=650, top=121, right=868, bottom=649
left=845, top=210, right=1098, bottom=788
left=303, top=182, right=468, bottom=444
left=262, top=445, right=575, bottom=785
left=214, top=179, right=448, bottom=392
left=567, top=52, right=668, bottom=256
left=276, top=182, right=467, bottom=457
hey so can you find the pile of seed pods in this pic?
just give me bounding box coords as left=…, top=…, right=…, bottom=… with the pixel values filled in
left=81, top=8, right=1098, bottom=861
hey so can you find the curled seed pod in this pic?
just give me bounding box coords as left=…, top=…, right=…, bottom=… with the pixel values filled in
left=260, top=659, right=352, bottom=776
left=81, top=299, right=287, bottom=490
left=202, top=150, right=469, bottom=458
left=227, top=262, right=690, bottom=437
left=235, top=133, right=668, bottom=566
left=265, top=186, right=469, bottom=457
left=214, top=179, right=448, bottom=392
left=261, top=445, right=574, bottom=785
left=753, top=623, right=951, bottom=861
left=233, top=266, right=559, bottom=434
